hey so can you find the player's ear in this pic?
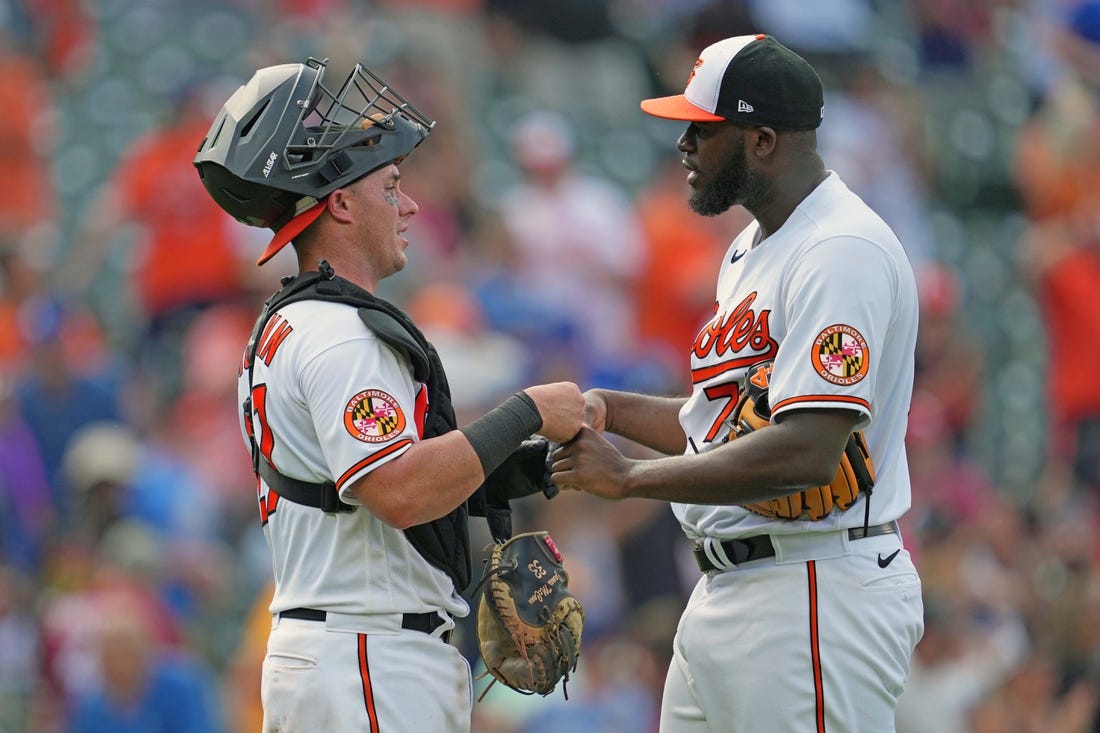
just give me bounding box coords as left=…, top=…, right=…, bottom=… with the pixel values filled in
left=326, top=188, right=354, bottom=223
left=750, top=126, right=778, bottom=158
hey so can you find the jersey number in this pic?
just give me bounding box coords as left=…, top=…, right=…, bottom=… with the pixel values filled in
left=250, top=384, right=279, bottom=523
left=702, top=382, right=740, bottom=442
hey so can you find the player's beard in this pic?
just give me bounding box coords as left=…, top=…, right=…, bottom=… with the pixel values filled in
left=689, top=136, right=767, bottom=216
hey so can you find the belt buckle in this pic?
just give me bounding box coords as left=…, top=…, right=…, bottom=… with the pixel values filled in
left=727, top=538, right=757, bottom=564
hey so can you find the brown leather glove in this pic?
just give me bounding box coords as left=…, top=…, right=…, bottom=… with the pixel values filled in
left=732, top=360, right=875, bottom=521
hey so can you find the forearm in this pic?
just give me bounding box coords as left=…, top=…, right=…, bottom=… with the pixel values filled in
left=620, top=420, right=845, bottom=504
left=350, top=392, right=545, bottom=528
left=594, top=389, right=688, bottom=455
left=349, top=431, right=485, bottom=528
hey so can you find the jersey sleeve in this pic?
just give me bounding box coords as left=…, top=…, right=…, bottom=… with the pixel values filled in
left=297, top=334, right=422, bottom=500
left=768, top=235, right=900, bottom=428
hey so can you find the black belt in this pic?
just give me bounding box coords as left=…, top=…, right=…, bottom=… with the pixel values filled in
left=692, top=521, right=899, bottom=573
left=279, top=607, right=450, bottom=642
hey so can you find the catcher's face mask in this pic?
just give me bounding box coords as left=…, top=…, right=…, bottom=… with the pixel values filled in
left=193, top=57, right=435, bottom=264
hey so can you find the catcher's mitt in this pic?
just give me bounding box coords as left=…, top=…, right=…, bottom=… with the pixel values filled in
left=475, top=531, right=583, bottom=700
left=731, top=360, right=875, bottom=521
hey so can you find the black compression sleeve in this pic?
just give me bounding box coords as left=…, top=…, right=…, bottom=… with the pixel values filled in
left=460, top=392, right=543, bottom=478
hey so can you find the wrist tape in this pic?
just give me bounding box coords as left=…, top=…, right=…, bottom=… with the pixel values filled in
left=460, top=392, right=543, bottom=477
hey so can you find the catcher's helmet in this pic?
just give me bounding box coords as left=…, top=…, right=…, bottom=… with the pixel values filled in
left=193, top=58, right=434, bottom=264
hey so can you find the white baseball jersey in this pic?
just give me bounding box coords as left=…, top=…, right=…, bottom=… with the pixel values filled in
left=238, top=298, right=468, bottom=619
left=674, top=172, right=918, bottom=540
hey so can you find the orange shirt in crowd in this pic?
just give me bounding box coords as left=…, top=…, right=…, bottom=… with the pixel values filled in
left=1038, top=247, right=1100, bottom=425
left=114, top=116, right=245, bottom=319
left=635, top=168, right=749, bottom=381
left=0, top=50, right=55, bottom=233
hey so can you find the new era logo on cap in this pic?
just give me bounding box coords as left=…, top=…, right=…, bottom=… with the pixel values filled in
left=640, top=34, right=824, bottom=131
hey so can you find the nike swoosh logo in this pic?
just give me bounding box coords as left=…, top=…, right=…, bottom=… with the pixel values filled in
left=730, top=249, right=746, bottom=264
left=877, top=549, right=901, bottom=568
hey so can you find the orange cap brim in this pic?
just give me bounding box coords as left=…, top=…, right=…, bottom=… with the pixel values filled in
left=256, top=201, right=326, bottom=266
left=640, top=94, right=725, bottom=122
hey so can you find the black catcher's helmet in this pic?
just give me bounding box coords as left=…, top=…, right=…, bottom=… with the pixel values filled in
left=193, top=58, right=434, bottom=264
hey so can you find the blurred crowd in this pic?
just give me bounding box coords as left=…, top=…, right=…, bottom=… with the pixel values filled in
left=1, top=0, right=1099, bottom=731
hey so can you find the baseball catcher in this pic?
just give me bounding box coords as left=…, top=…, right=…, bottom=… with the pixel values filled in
left=474, top=531, right=583, bottom=700
left=731, top=360, right=876, bottom=521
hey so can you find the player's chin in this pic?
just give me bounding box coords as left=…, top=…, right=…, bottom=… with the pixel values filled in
left=387, top=248, right=408, bottom=275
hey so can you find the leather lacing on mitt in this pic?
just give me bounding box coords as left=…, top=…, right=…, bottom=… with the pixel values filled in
left=472, top=531, right=583, bottom=701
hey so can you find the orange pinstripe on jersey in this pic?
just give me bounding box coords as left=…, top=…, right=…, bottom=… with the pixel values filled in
left=358, top=634, right=380, bottom=733
left=691, top=352, right=775, bottom=385
left=807, top=560, right=825, bottom=732
left=771, top=394, right=870, bottom=414
left=336, top=439, right=414, bottom=490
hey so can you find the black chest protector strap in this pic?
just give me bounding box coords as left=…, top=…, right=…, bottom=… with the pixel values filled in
left=243, top=261, right=481, bottom=590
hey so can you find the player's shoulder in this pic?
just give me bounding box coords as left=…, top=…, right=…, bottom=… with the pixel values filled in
left=794, top=175, right=908, bottom=263
left=274, top=299, right=381, bottom=353
left=804, top=175, right=900, bottom=243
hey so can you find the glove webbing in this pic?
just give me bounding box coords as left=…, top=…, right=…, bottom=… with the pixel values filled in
left=476, top=621, right=578, bottom=702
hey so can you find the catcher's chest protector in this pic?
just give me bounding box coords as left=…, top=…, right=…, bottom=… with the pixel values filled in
left=243, top=262, right=475, bottom=589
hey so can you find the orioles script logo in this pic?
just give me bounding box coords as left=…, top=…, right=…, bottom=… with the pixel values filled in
left=693, top=292, right=776, bottom=360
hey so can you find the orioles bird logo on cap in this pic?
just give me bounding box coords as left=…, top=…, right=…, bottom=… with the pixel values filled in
left=686, top=58, right=704, bottom=86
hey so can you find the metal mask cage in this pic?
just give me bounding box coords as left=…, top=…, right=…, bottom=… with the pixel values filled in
left=285, top=58, right=436, bottom=172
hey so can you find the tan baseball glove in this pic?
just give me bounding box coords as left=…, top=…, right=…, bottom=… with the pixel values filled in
left=732, top=360, right=876, bottom=521
left=475, top=531, right=583, bottom=699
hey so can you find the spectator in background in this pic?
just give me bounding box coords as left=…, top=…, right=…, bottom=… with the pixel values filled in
left=0, top=37, right=57, bottom=239
left=405, top=282, right=531, bottom=425
left=64, top=600, right=224, bottom=733
left=12, top=0, right=98, bottom=81
left=59, top=423, right=142, bottom=548
left=0, top=368, right=55, bottom=574
left=483, top=0, right=649, bottom=125
left=515, top=635, right=661, bottom=733
left=223, top=583, right=273, bottom=733
left=633, top=153, right=749, bottom=388
left=1029, top=500, right=1100, bottom=689
left=167, top=303, right=258, bottom=535
left=59, top=80, right=254, bottom=401
left=0, top=233, right=50, bottom=373
left=911, top=263, right=984, bottom=454
left=896, top=593, right=1028, bottom=733
left=902, top=390, right=998, bottom=560
left=465, top=208, right=582, bottom=386
left=0, top=566, right=40, bottom=733
left=968, top=648, right=1100, bottom=733
left=60, top=420, right=221, bottom=550
left=38, top=531, right=183, bottom=728
left=906, top=0, right=992, bottom=73
left=1012, top=0, right=1100, bottom=494
left=1058, top=0, right=1100, bottom=88
left=816, top=58, right=938, bottom=273
left=745, top=0, right=874, bottom=57
left=496, top=110, right=646, bottom=386
left=14, top=299, right=121, bottom=525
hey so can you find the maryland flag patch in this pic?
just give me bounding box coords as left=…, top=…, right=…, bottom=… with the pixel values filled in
left=811, top=324, right=869, bottom=386
left=344, top=389, right=407, bottom=443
